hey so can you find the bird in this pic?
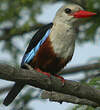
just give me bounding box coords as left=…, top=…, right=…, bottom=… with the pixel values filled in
left=3, top=3, right=96, bottom=106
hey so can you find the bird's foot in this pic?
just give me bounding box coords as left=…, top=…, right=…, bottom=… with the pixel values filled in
left=54, top=74, right=65, bottom=86
left=35, top=68, right=51, bottom=85
left=35, top=68, right=51, bottom=77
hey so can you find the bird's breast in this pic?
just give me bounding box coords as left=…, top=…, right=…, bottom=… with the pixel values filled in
left=49, top=23, right=76, bottom=59
left=29, top=37, right=71, bottom=74
left=30, top=23, right=76, bottom=74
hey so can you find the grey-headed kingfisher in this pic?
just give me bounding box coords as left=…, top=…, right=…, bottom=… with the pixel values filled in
left=3, top=3, right=96, bottom=106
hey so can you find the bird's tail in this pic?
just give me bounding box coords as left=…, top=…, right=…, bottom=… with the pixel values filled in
left=3, top=82, right=25, bottom=106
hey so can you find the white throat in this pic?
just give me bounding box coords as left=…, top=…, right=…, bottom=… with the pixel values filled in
left=49, top=22, right=76, bottom=59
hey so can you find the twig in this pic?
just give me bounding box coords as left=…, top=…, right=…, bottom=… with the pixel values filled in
left=61, top=63, right=100, bottom=75
left=0, top=24, right=44, bottom=41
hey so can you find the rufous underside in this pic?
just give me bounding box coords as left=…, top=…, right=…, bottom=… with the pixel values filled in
left=29, top=37, right=72, bottom=74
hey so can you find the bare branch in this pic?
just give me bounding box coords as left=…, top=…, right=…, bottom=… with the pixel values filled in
left=41, top=91, right=99, bottom=107
left=0, top=64, right=100, bottom=106
left=61, top=63, right=100, bottom=75
left=65, top=0, right=87, bottom=9
left=0, top=24, right=44, bottom=41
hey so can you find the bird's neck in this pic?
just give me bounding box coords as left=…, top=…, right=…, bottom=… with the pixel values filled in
left=49, top=22, right=76, bottom=59
left=50, top=22, right=76, bottom=43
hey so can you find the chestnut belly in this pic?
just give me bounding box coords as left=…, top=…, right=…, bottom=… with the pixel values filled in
left=29, top=37, right=72, bottom=74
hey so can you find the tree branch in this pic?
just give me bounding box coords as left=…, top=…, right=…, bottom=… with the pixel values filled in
left=61, top=62, right=100, bottom=75
left=66, top=0, right=87, bottom=9
left=41, top=91, right=99, bottom=107
left=0, top=64, right=100, bottom=106
left=0, top=24, right=44, bottom=41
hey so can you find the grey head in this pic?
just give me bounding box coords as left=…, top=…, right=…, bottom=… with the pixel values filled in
left=53, top=3, right=84, bottom=25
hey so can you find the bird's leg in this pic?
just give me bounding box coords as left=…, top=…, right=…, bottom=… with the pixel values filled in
left=54, top=74, right=65, bottom=86
left=35, top=68, right=51, bottom=77
left=35, top=68, right=51, bottom=86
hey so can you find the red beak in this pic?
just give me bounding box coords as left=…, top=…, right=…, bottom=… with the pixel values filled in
left=73, top=10, right=96, bottom=18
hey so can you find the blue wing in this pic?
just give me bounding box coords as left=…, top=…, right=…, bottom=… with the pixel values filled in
left=21, top=23, right=53, bottom=67
left=21, top=29, right=51, bottom=66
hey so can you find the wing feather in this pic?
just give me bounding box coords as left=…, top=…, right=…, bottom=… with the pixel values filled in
left=21, top=23, right=53, bottom=67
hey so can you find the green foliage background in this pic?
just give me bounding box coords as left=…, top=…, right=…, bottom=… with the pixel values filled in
left=0, top=0, right=100, bottom=110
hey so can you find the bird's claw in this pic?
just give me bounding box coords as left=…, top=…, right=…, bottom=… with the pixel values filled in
left=35, top=68, right=51, bottom=85
left=54, top=74, right=65, bottom=86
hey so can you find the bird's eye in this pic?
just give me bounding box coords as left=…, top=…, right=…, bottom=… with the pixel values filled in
left=64, top=8, right=72, bottom=14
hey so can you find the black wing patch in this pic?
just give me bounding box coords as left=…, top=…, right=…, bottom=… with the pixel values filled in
left=25, top=23, right=53, bottom=54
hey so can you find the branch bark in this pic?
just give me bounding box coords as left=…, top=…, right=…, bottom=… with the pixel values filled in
left=0, top=63, right=100, bottom=94
left=0, top=64, right=100, bottom=107
left=41, top=91, right=99, bottom=107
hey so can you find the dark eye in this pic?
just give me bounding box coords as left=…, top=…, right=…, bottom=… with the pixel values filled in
left=64, top=8, right=72, bottom=14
